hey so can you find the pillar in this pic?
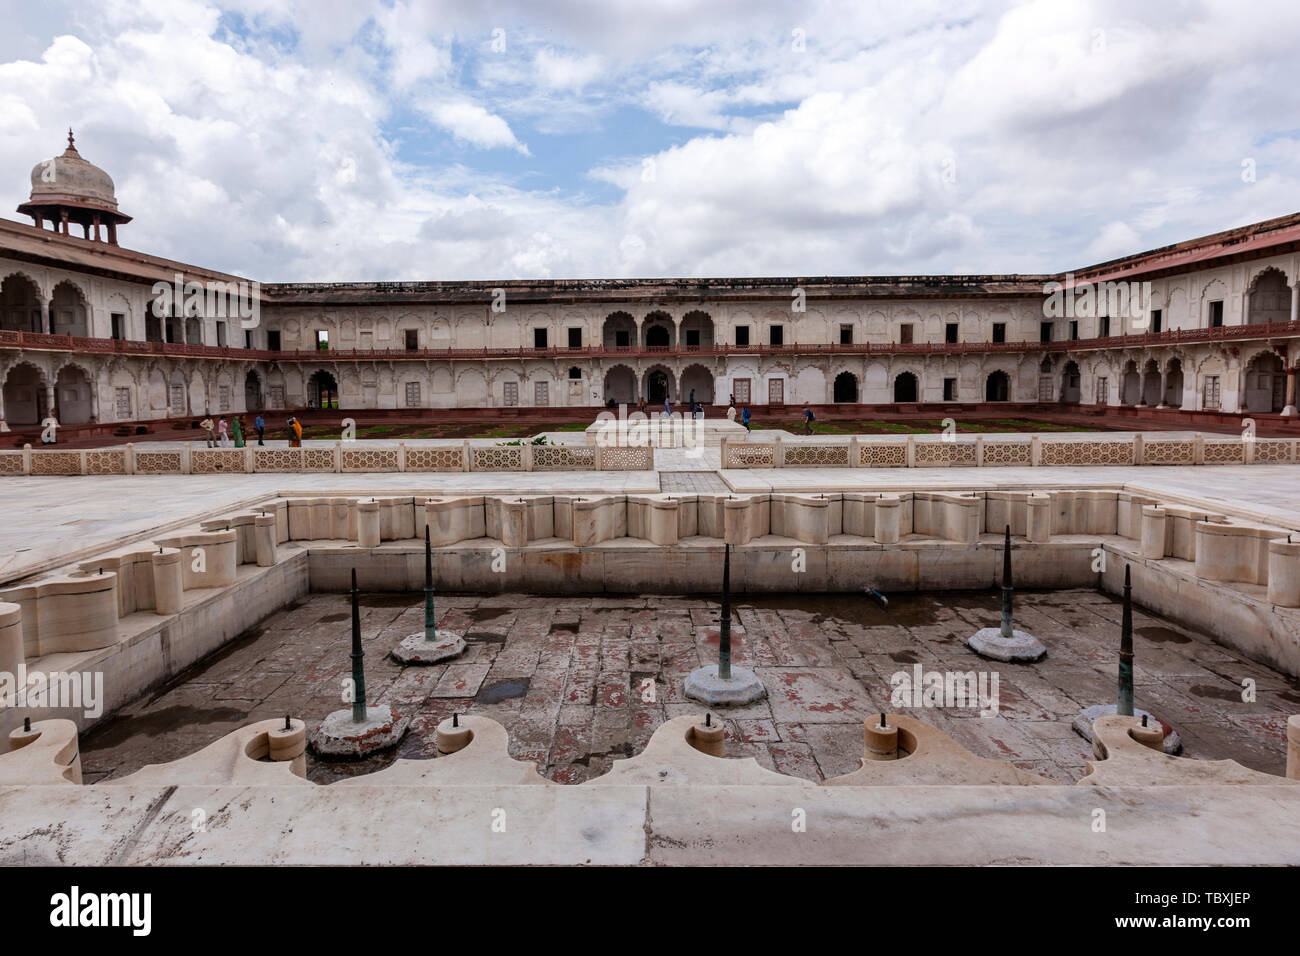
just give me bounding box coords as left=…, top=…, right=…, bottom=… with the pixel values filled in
left=874, top=495, right=901, bottom=544
left=151, top=548, right=183, bottom=615
left=44, top=384, right=56, bottom=423
left=1136, top=370, right=1147, bottom=406
left=1283, top=365, right=1298, bottom=417
left=254, top=514, right=277, bottom=567
left=1156, top=372, right=1168, bottom=408
left=357, top=499, right=380, bottom=548
left=40, top=299, right=50, bottom=334
left=1267, top=538, right=1300, bottom=607
left=0, top=602, right=22, bottom=702
left=0, top=386, right=7, bottom=433
left=1140, top=506, right=1167, bottom=559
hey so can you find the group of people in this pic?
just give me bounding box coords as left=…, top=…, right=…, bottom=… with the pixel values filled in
left=198, top=414, right=288, bottom=447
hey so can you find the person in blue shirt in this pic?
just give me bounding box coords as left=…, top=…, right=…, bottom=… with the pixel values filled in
left=741, top=406, right=751, bottom=432
left=254, top=414, right=266, bottom=445
left=803, top=405, right=815, bottom=434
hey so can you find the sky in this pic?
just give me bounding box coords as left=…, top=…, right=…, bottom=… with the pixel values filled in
left=0, top=0, right=1298, bottom=283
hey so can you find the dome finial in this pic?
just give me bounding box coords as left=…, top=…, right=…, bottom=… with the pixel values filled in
left=67, top=127, right=75, bottom=150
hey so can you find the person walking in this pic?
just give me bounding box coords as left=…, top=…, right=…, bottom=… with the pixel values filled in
left=802, top=405, right=815, bottom=435
left=200, top=415, right=215, bottom=447
left=232, top=416, right=245, bottom=448
left=663, top=396, right=671, bottom=420
left=217, top=417, right=230, bottom=447
left=726, top=402, right=736, bottom=422
left=741, top=406, right=751, bottom=432
left=287, top=416, right=303, bottom=447
left=254, top=414, right=266, bottom=445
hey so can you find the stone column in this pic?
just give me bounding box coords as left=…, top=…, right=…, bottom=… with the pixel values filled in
left=1156, top=373, right=1168, bottom=408
left=1135, top=370, right=1147, bottom=406
left=44, top=384, right=56, bottom=424
left=1291, top=283, right=1299, bottom=324
left=39, top=298, right=50, bottom=334
left=1282, top=365, right=1298, bottom=417
left=0, top=385, right=7, bottom=433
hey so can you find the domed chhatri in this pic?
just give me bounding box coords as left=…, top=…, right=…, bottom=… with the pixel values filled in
left=16, top=129, right=131, bottom=243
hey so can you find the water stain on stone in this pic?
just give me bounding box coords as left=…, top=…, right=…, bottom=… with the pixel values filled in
left=550, top=622, right=579, bottom=634
left=477, top=679, right=529, bottom=704
left=464, top=631, right=507, bottom=644
left=1189, top=683, right=1243, bottom=702
left=81, top=705, right=249, bottom=751
left=889, top=650, right=920, bottom=664
left=357, top=593, right=416, bottom=608
left=470, top=607, right=513, bottom=622
left=317, top=613, right=348, bottom=623
left=1137, top=626, right=1191, bottom=644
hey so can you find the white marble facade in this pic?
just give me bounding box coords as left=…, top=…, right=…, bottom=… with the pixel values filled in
left=2, top=230, right=1299, bottom=428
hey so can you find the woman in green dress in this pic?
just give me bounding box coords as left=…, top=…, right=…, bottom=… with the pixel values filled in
left=232, top=416, right=245, bottom=447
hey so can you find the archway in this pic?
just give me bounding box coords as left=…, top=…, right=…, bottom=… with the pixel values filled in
left=1247, top=268, right=1290, bottom=325
left=2, top=363, right=46, bottom=425
left=1244, top=352, right=1285, bottom=413
left=680, top=310, right=714, bottom=350
left=643, top=311, right=674, bottom=349
left=602, top=312, right=636, bottom=349
left=833, top=371, right=859, bottom=403
left=308, top=369, right=338, bottom=409
left=603, top=366, right=636, bottom=405
left=1141, top=359, right=1162, bottom=406
left=55, top=365, right=93, bottom=424
left=1121, top=361, right=1141, bottom=405
left=1060, top=361, right=1081, bottom=403
left=679, top=364, right=714, bottom=405
left=1, top=273, right=42, bottom=332
left=244, top=369, right=263, bottom=411
left=51, top=281, right=88, bottom=337
left=893, top=371, right=918, bottom=403
left=1164, top=358, right=1184, bottom=408
left=985, top=370, right=1010, bottom=402
left=643, top=366, right=675, bottom=404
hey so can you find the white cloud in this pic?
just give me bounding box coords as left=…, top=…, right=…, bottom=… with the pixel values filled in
left=419, top=99, right=529, bottom=153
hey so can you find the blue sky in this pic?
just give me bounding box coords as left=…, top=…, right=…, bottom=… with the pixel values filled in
left=1, top=0, right=1299, bottom=282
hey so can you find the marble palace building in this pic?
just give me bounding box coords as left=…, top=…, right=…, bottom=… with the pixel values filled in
left=1, top=132, right=1298, bottom=433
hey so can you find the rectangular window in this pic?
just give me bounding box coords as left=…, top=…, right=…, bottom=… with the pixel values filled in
left=533, top=328, right=547, bottom=349
left=992, top=322, right=1006, bottom=343
left=1209, top=301, right=1224, bottom=327
left=535, top=380, right=549, bottom=406
left=110, top=313, right=124, bottom=340
left=943, top=378, right=957, bottom=401
left=899, top=324, right=913, bottom=344
left=1069, top=320, right=1079, bottom=340
left=405, top=381, right=421, bottom=407
left=1096, top=377, right=1109, bottom=405
left=685, top=329, right=700, bottom=347
left=1040, top=321, right=1054, bottom=342
left=244, top=330, right=255, bottom=349
left=568, top=328, right=582, bottom=349
left=768, top=378, right=784, bottom=405
left=405, top=329, right=418, bottom=350
left=267, top=330, right=281, bottom=351
left=503, top=381, right=519, bottom=406
left=216, top=321, right=228, bottom=347
left=1203, top=375, right=1221, bottom=409
left=316, top=330, right=329, bottom=350
left=733, top=378, right=750, bottom=404
left=1150, top=309, right=1162, bottom=334
left=1099, top=315, right=1110, bottom=337
left=945, top=323, right=958, bottom=344
left=115, top=387, right=131, bottom=419
left=769, top=325, right=783, bottom=346
left=840, top=324, right=853, bottom=344
left=735, top=325, right=750, bottom=347
left=615, top=330, right=629, bottom=348
left=269, top=385, right=284, bottom=409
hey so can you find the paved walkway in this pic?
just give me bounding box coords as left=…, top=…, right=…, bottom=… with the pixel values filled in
left=5, top=461, right=1300, bottom=584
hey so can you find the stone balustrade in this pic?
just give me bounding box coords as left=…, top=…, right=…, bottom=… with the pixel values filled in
left=0, top=439, right=654, bottom=477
